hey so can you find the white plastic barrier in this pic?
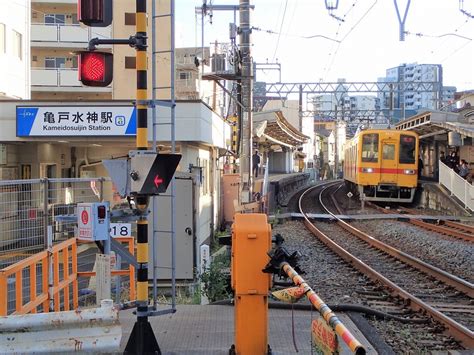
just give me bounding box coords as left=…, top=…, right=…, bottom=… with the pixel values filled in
left=0, top=299, right=121, bottom=354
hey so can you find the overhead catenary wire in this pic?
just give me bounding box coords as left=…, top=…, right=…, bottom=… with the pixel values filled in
left=271, top=0, right=289, bottom=62
left=252, top=27, right=340, bottom=43
left=419, top=17, right=472, bottom=63
left=440, top=40, right=473, bottom=63
left=321, top=0, right=361, bottom=81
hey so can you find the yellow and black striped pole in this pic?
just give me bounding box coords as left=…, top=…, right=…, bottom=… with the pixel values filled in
left=124, top=0, right=161, bottom=353
left=230, top=116, right=238, bottom=173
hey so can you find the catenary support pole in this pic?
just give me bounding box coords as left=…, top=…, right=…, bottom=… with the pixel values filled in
left=239, top=0, right=253, bottom=203
left=124, top=0, right=161, bottom=353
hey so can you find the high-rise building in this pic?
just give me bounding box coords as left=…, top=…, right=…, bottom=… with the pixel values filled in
left=377, top=63, right=456, bottom=112
left=0, top=0, right=30, bottom=100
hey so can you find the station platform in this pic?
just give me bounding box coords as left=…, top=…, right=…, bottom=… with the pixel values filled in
left=119, top=304, right=377, bottom=354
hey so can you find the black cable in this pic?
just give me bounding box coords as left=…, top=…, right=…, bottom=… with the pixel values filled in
left=210, top=299, right=428, bottom=324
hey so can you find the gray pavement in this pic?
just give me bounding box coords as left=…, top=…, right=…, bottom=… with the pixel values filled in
left=120, top=305, right=376, bottom=354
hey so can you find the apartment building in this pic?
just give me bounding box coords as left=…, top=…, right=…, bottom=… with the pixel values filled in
left=30, top=0, right=207, bottom=101
left=30, top=0, right=112, bottom=100
left=0, top=0, right=30, bottom=100
left=378, top=63, right=457, bottom=112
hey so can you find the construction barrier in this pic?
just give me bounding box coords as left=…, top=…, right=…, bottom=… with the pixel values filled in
left=0, top=238, right=78, bottom=316
left=0, top=299, right=121, bottom=353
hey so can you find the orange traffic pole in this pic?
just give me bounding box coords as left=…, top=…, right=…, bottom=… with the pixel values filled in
left=281, top=262, right=366, bottom=355
left=231, top=213, right=272, bottom=354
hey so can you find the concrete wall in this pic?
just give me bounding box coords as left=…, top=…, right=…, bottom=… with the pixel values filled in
left=31, top=3, right=76, bottom=24
left=267, top=173, right=311, bottom=213
left=112, top=0, right=171, bottom=100
left=418, top=183, right=470, bottom=216
left=31, top=48, right=76, bottom=68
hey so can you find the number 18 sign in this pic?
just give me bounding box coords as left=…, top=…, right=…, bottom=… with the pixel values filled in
left=110, top=223, right=132, bottom=238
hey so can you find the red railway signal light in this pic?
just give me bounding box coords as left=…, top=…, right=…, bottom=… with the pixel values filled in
left=78, top=51, right=113, bottom=87
left=78, top=0, right=113, bottom=27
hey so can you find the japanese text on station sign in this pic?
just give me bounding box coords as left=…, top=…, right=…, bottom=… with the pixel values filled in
left=17, top=106, right=136, bottom=137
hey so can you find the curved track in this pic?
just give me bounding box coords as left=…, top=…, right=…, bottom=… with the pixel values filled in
left=298, top=182, right=474, bottom=349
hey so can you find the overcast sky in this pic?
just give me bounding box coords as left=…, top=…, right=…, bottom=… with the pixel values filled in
left=176, top=0, right=474, bottom=91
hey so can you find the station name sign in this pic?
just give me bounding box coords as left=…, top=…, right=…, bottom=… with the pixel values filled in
left=16, top=106, right=136, bottom=137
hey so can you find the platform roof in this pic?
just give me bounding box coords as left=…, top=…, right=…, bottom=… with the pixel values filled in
left=394, top=109, right=474, bottom=139
left=253, top=109, right=309, bottom=148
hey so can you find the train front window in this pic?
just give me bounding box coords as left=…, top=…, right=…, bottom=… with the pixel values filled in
left=400, top=135, right=416, bottom=164
left=362, top=134, right=379, bottom=162
left=383, top=144, right=395, bottom=160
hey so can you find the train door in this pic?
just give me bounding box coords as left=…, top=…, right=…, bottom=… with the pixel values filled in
left=380, top=140, right=397, bottom=184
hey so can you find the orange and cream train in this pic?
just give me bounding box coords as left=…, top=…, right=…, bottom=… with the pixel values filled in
left=343, top=129, right=419, bottom=203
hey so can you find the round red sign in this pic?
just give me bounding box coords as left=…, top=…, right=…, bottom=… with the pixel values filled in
left=81, top=210, right=89, bottom=225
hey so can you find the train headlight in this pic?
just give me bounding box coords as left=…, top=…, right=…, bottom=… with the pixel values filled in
left=404, top=169, right=415, bottom=175
left=362, top=167, right=374, bottom=173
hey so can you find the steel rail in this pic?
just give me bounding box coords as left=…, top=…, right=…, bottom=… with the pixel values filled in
left=399, top=206, right=474, bottom=237
left=443, top=220, right=474, bottom=234
left=369, top=203, right=474, bottom=243
left=298, top=183, right=474, bottom=348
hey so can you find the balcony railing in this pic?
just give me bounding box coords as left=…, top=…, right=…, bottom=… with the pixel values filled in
left=31, top=68, right=111, bottom=90
left=31, top=23, right=111, bottom=44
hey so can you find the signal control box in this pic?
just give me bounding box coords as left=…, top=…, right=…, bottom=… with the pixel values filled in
left=77, top=202, right=110, bottom=242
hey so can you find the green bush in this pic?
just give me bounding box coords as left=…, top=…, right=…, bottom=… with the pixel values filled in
left=200, top=253, right=232, bottom=302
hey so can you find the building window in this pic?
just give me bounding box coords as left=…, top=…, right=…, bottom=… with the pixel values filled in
left=12, top=31, right=22, bottom=60
left=45, top=14, right=66, bottom=25
left=45, top=57, right=66, bottom=68
left=125, top=13, right=136, bottom=26
left=125, top=56, right=136, bottom=69
left=0, top=23, right=5, bottom=54
left=179, top=71, right=191, bottom=80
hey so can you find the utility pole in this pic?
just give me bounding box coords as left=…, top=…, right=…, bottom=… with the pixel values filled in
left=239, top=0, right=253, bottom=203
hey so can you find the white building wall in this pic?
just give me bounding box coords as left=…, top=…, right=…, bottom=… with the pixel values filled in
left=328, top=132, right=335, bottom=167
left=301, top=115, right=315, bottom=167
left=0, top=0, right=30, bottom=100
left=180, top=144, right=213, bottom=247
left=336, top=121, right=346, bottom=167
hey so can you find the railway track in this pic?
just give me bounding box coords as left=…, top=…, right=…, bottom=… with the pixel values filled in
left=367, top=203, right=474, bottom=243
left=298, top=181, right=474, bottom=349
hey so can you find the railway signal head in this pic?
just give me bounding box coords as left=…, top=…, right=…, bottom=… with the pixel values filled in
left=78, top=0, right=113, bottom=27
left=78, top=51, right=113, bottom=87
